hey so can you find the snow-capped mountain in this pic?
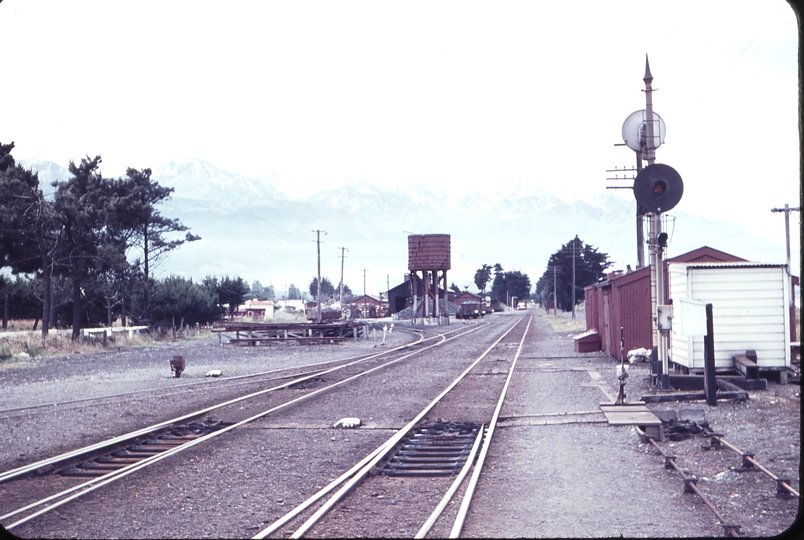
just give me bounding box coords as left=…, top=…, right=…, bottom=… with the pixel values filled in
left=16, top=158, right=69, bottom=191
left=152, top=157, right=282, bottom=209
left=15, top=156, right=791, bottom=294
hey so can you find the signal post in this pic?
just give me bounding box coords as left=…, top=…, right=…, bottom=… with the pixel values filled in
left=614, top=56, right=684, bottom=390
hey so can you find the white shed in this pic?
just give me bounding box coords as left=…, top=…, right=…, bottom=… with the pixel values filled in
left=668, top=262, right=791, bottom=371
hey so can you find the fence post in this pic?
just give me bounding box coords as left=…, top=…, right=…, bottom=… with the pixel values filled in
left=704, top=303, right=717, bottom=406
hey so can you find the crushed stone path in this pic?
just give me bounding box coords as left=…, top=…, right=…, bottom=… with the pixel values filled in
left=460, top=311, right=729, bottom=538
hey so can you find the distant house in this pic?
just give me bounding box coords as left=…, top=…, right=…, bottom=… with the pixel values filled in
left=453, top=291, right=481, bottom=305
left=236, top=299, right=274, bottom=321
left=275, top=299, right=306, bottom=312
left=351, top=295, right=387, bottom=318
left=352, top=294, right=382, bottom=306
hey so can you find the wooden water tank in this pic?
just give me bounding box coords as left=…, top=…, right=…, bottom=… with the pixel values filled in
left=408, top=234, right=450, bottom=271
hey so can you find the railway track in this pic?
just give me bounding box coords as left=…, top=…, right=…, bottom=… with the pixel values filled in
left=0, top=328, right=424, bottom=481
left=251, top=314, right=532, bottom=538
left=0, top=318, right=500, bottom=533
left=636, top=424, right=800, bottom=537
left=0, top=325, right=448, bottom=421
left=2, top=312, right=796, bottom=537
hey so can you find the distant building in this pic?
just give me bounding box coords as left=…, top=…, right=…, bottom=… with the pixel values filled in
left=235, top=299, right=274, bottom=321
left=386, top=274, right=452, bottom=316
left=275, top=299, right=306, bottom=312
left=351, top=294, right=387, bottom=318
left=453, top=291, right=481, bottom=305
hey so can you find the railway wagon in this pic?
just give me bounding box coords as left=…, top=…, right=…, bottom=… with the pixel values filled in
left=306, top=308, right=343, bottom=322
left=456, top=302, right=482, bottom=319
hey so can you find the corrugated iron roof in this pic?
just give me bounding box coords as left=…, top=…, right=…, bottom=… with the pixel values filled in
left=672, top=262, right=787, bottom=270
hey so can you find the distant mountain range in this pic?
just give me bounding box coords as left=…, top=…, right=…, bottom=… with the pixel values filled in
left=18, top=157, right=790, bottom=296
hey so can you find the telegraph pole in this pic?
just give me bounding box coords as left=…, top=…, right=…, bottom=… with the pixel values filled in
left=546, top=265, right=558, bottom=316
left=313, top=230, right=327, bottom=322
left=363, top=269, right=367, bottom=319
left=338, top=247, right=348, bottom=308
left=571, top=237, right=577, bottom=319
left=772, top=204, right=801, bottom=341
left=771, top=204, right=800, bottom=272
left=553, top=266, right=558, bottom=316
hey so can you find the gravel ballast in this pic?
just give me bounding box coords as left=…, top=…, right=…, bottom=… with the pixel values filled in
left=0, top=312, right=799, bottom=538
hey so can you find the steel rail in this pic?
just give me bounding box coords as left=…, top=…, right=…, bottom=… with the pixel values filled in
left=258, top=315, right=525, bottom=539
left=0, top=367, right=330, bottom=418
left=0, top=328, right=428, bottom=417
left=414, top=424, right=485, bottom=539
left=251, top=441, right=396, bottom=539
left=708, top=434, right=800, bottom=499
left=2, top=324, right=488, bottom=529
left=642, top=431, right=741, bottom=537
left=449, top=314, right=532, bottom=538
left=0, top=329, right=435, bottom=484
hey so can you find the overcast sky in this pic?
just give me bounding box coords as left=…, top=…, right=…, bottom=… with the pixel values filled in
left=0, top=1, right=800, bottom=283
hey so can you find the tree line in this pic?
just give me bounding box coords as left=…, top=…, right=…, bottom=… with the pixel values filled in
left=534, top=236, right=611, bottom=311
left=470, top=238, right=611, bottom=312
left=473, top=264, right=532, bottom=305
left=0, top=142, right=256, bottom=338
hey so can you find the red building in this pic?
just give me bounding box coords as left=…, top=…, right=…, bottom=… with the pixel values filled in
left=584, top=246, right=747, bottom=361
left=351, top=295, right=387, bottom=318
left=385, top=275, right=453, bottom=316
left=453, top=291, right=482, bottom=305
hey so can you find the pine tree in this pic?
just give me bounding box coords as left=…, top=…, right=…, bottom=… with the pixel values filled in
left=536, top=237, right=611, bottom=311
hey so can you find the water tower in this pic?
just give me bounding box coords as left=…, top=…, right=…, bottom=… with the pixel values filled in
left=407, top=234, right=450, bottom=324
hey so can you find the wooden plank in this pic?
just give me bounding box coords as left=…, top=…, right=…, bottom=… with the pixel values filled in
left=600, top=410, right=662, bottom=426
left=228, top=336, right=344, bottom=344
left=599, top=403, right=662, bottom=426
left=599, top=404, right=650, bottom=411
left=733, top=354, right=759, bottom=378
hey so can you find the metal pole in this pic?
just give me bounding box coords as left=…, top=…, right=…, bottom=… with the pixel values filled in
left=654, top=213, right=670, bottom=389
left=649, top=211, right=660, bottom=385
left=636, top=153, right=645, bottom=268
left=571, top=238, right=576, bottom=319
left=643, top=55, right=656, bottom=166
left=363, top=269, right=367, bottom=320
left=643, top=56, right=668, bottom=388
